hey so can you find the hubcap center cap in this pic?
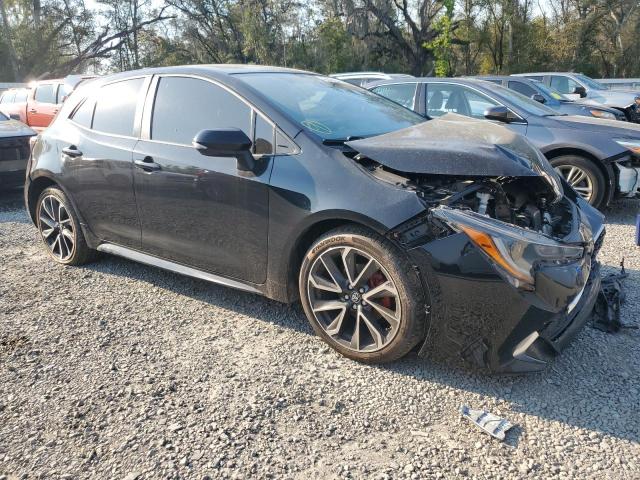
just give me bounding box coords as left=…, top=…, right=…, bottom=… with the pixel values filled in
left=350, top=291, right=362, bottom=304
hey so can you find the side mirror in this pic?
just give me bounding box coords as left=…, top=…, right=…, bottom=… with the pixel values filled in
left=193, top=128, right=255, bottom=172
left=531, top=93, right=546, bottom=104
left=573, top=86, right=587, bottom=98
left=484, top=105, right=521, bottom=123
left=9, top=113, right=20, bottom=121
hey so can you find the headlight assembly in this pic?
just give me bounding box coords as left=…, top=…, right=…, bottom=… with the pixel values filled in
left=432, top=206, right=584, bottom=290
left=589, top=109, right=616, bottom=120
left=614, top=138, right=640, bottom=155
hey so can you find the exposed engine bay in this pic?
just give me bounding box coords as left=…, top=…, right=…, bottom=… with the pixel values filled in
left=354, top=154, right=574, bottom=240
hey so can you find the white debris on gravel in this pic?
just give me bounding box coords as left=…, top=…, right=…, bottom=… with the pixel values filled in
left=1, top=188, right=639, bottom=479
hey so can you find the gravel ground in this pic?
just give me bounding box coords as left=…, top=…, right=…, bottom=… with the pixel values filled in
left=1, top=187, right=639, bottom=480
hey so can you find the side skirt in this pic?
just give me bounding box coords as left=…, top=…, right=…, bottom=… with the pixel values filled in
left=96, top=243, right=262, bottom=294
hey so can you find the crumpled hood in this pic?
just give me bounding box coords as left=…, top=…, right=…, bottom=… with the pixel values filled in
left=346, top=113, right=549, bottom=177
left=0, top=119, right=37, bottom=138
left=551, top=114, right=640, bottom=138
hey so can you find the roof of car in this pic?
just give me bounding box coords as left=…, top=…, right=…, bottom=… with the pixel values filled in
left=511, top=72, right=582, bottom=76
left=366, top=77, right=491, bottom=88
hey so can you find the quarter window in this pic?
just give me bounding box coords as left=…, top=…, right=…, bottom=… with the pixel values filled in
left=14, top=91, right=28, bottom=102
left=92, top=78, right=144, bottom=136
left=70, top=98, right=95, bottom=128
left=371, top=83, right=417, bottom=109
left=151, top=76, right=251, bottom=145
left=35, top=84, right=56, bottom=104
left=254, top=113, right=274, bottom=155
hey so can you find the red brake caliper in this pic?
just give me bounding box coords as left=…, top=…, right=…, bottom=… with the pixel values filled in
left=368, top=271, right=392, bottom=309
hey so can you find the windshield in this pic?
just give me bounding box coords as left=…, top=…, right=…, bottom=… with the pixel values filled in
left=575, top=74, right=608, bottom=91
left=0, top=111, right=8, bottom=121
left=489, top=83, right=563, bottom=116
left=236, top=73, right=425, bottom=140
left=532, top=80, right=568, bottom=102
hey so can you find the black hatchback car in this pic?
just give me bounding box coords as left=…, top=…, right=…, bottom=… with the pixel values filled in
left=26, top=66, right=604, bottom=373
left=369, top=78, right=640, bottom=208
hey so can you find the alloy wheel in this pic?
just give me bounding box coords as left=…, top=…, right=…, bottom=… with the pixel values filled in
left=554, top=165, right=594, bottom=202
left=306, top=246, right=401, bottom=353
left=38, top=194, right=76, bottom=261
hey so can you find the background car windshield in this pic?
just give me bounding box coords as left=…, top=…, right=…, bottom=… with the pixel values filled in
left=575, top=74, right=608, bottom=90
left=489, top=83, right=562, bottom=116
left=237, top=73, right=424, bottom=140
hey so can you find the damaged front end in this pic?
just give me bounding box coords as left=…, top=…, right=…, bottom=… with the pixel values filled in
left=347, top=116, right=605, bottom=373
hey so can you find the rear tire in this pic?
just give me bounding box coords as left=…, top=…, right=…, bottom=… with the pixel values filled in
left=299, top=226, right=427, bottom=363
left=36, top=186, right=96, bottom=265
left=549, top=155, right=606, bottom=208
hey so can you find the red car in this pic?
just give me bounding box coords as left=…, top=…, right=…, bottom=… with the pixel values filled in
left=0, top=76, right=94, bottom=131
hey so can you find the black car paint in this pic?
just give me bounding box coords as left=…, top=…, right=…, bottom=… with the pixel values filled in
left=368, top=77, right=640, bottom=206
left=26, top=66, right=604, bottom=373
left=0, top=117, right=36, bottom=188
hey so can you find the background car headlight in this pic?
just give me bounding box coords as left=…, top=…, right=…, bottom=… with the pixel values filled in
left=589, top=109, right=616, bottom=120
left=432, top=206, right=584, bottom=290
left=614, top=138, right=640, bottom=155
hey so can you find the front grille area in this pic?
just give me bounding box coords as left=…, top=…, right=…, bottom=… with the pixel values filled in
left=0, top=135, right=31, bottom=163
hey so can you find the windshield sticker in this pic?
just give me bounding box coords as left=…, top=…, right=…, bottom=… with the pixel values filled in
left=302, top=120, right=332, bottom=135
left=551, top=92, right=563, bottom=100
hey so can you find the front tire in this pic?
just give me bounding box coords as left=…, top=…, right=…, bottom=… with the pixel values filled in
left=36, top=186, right=95, bottom=265
left=299, top=226, right=427, bottom=363
left=549, top=155, right=606, bottom=208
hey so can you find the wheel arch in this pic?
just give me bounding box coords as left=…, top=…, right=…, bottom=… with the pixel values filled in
left=281, top=212, right=389, bottom=303
left=26, top=175, right=58, bottom=224
left=543, top=147, right=615, bottom=206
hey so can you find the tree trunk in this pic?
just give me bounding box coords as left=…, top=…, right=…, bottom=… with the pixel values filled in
left=0, top=0, right=19, bottom=81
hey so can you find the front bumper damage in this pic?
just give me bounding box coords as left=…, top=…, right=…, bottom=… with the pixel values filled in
left=615, top=161, right=640, bottom=197
left=397, top=206, right=605, bottom=374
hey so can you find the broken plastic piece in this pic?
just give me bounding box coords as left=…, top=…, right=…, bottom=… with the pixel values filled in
left=460, top=405, right=514, bottom=441
left=592, top=259, right=637, bottom=332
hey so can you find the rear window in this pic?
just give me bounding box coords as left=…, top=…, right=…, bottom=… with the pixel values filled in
left=1, top=92, right=15, bottom=103
left=92, top=78, right=144, bottom=136
left=35, top=84, right=57, bottom=104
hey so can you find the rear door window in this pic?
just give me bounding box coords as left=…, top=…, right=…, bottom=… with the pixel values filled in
left=92, top=78, right=144, bottom=136
left=508, top=81, right=537, bottom=97
left=151, top=76, right=251, bottom=145
left=371, top=83, right=417, bottom=109
left=34, top=84, right=56, bottom=104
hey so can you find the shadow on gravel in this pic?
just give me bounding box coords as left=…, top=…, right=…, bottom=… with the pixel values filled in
left=0, top=188, right=28, bottom=222
left=601, top=198, right=640, bottom=226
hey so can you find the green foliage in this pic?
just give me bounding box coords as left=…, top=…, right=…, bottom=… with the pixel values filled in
left=425, top=0, right=455, bottom=77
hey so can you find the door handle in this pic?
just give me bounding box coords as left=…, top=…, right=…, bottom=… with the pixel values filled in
left=29, top=109, right=37, bottom=113
left=62, top=145, right=82, bottom=157
left=134, top=156, right=161, bottom=171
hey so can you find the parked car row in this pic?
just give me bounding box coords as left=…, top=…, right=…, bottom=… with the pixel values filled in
left=367, top=77, right=640, bottom=208
left=23, top=65, right=613, bottom=373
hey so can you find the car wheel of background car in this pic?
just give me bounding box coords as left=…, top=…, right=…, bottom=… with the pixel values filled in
left=36, top=187, right=95, bottom=265
left=550, top=155, right=606, bottom=208
left=299, top=226, right=427, bottom=363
